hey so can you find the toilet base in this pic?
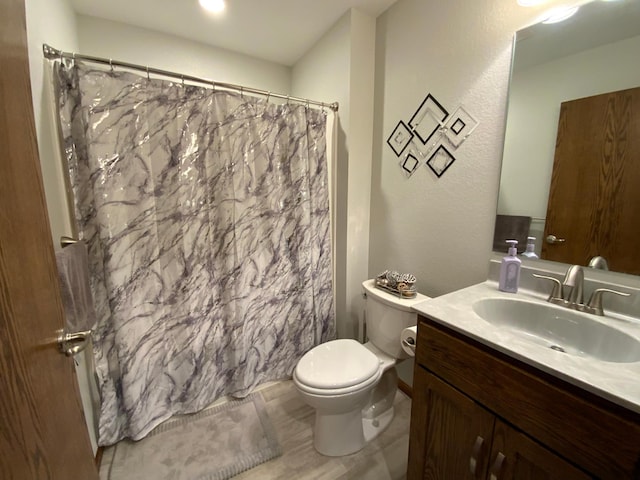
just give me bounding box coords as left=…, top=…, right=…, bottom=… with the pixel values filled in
left=363, top=406, right=395, bottom=443
left=313, top=405, right=396, bottom=457
left=313, top=408, right=366, bottom=456
left=309, top=367, right=400, bottom=457
left=363, top=366, right=398, bottom=420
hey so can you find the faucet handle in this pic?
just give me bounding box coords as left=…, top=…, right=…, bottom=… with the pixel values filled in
left=532, top=274, right=565, bottom=305
left=585, top=288, right=631, bottom=316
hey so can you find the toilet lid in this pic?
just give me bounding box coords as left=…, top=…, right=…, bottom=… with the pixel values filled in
left=295, top=339, right=380, bottom=389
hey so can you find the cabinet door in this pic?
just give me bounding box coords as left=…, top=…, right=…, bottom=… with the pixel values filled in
left=408, top=367, right=495, bottom=480
left=487, top=419, right=592, bottom=480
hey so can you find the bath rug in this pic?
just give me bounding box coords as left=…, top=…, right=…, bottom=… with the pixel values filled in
left=102, top=393, right=282, bottom=480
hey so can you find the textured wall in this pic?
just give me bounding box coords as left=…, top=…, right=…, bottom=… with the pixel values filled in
left=76, top=16, right=291, bottom=93
left=292, top=12, right=352, bottom=338
left=293, top=10, right=376, bottom=340
left=369, top=0, right=577, bottom=298
left=25, top=0, right=79, bottom=245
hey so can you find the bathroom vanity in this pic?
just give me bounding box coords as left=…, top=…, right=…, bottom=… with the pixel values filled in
left=408, top=281, right=640, bottom=479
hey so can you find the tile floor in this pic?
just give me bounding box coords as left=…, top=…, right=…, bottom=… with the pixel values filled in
left=235, top=381, right=411, bottom=480
left=100, top=380, right=411, bottom=480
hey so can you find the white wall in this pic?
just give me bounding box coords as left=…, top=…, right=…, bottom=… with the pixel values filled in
left=76, top=16, right=290, bottom=93
left=369, top=0, right=581, bottom=299
left=345, top=11, right=376, bottom=340
left=499, top=34, right=640, bottom=219
left=292, top=9, right=376, bottom=340
left=25, top=0, right=78, bottom=247
left=292, top=12, right=351, bottom=338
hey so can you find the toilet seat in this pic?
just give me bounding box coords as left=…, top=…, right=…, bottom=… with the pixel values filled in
left=294, top=339, right=382, bottom=395
left=293, top=367, right=382, bottom=396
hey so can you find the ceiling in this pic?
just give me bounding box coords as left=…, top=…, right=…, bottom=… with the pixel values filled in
left=70, top=0, right=398, bottom=66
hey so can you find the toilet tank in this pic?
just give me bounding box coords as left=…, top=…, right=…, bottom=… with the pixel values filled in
left=362, top=279, right=430, bottom=359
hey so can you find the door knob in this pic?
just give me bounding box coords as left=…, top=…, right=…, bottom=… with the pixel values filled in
left=57, top=329, right=92, bottom=356
left=546, top=234, right=566, bottom=244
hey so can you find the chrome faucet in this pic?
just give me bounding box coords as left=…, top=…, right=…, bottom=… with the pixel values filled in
left=588, top=256, right=609, bottom=271
left=532, top=265, right=583, bottom=308
left=533, top=265, right=630, bottom=316
left=562, top=265, right=584, bottom=307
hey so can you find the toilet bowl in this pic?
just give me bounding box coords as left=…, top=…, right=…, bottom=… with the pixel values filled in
left=293, top=279, right=429, bottom=456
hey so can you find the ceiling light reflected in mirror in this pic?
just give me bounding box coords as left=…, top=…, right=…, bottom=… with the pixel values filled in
left=542, top=5, right=580, bottom=22
left=517, top=0, right=548, bottom=5
left=199, top=0, right=226, bottom=14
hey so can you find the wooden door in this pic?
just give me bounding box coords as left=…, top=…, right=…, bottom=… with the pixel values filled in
left=542, top=87, right=640, bottom=274
left=407, top=367, right=494, bottom=480
left=0, top=0, right=99, bottom=478
left=488, top=419, right=591, bottom=480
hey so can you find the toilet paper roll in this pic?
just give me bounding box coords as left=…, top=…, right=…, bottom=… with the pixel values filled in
left=401, top=326, right=417, bottom=357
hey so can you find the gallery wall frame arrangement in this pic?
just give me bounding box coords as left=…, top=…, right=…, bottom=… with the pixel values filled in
left=386, top=93, right=478, bottom=179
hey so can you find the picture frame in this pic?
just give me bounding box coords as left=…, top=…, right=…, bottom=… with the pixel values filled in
left=386, top=120, right=414, bottom=157
left=408, top=94, right=449, bottom=145
left=426, top=145, right=455, bottom=178
left=443, top=105, right=479, bottom=148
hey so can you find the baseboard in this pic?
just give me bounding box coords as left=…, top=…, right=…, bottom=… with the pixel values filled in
left=398, top=378, right=412, bottom=398
left=95, top=446, right=104, bottom=467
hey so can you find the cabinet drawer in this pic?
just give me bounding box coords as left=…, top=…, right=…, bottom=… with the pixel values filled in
left=417, top=317, right=640, bottom=479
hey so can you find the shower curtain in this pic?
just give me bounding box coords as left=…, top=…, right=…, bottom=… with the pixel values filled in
left=54, top=61, right=335, bottom=446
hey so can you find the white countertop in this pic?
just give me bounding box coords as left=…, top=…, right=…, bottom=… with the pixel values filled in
left=412, top=281, right=640, bottom=414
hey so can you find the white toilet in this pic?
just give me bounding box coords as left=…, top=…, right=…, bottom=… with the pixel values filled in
left=293, top=279, right=429, bottom=456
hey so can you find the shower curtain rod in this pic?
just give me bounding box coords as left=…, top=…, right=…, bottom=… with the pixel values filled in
left=42, top=44, right=339, bottom=112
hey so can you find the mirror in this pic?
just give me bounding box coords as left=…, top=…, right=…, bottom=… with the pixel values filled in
left=496, top=0, right=640, bottom=275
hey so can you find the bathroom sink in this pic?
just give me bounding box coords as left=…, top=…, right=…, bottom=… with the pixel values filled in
left=472, top=297, right=640, bottom=363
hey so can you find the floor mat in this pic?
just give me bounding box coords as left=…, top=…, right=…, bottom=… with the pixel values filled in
left=101, top=393, right=282, bottom=480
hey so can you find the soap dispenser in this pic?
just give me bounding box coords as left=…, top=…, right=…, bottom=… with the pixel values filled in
left=521, top=236, right=539, bottom=259
left=499, top=240, right=521, bottom=293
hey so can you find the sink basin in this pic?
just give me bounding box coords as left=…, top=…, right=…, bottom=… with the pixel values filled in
left=472, top=297, right=640, bottom=363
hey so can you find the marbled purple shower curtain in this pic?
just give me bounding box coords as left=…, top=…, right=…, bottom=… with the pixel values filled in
left=55, top=62, right=335, bottom=446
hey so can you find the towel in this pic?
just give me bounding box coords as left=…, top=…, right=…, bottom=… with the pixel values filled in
left=493, top=215, right=532, bottom=254
left=55, top=241, right=96, bottom=332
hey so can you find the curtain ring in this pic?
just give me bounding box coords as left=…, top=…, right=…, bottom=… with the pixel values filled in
left=109, top=58, right=114, bottom=72
left=266, top=91, right=271, bottom=103
left=146, top=66, right=150, bottom=81
left=181, top=75, right=185, bottom=87
left=212, top=81, right=216, bottom=91
left=306, top=99, right=310, bottom=110
left=286, top=95, right=290, bottom=105
left=240, top=86, right=244, bottom=98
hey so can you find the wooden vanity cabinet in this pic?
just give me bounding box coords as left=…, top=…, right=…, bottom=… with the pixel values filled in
left=408, top=316, right=640, bottom=480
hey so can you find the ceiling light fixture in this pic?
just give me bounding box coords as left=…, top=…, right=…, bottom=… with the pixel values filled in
left=199, top=0, right=225, bottom=14
left=542, top=5, right=580, bottom=23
